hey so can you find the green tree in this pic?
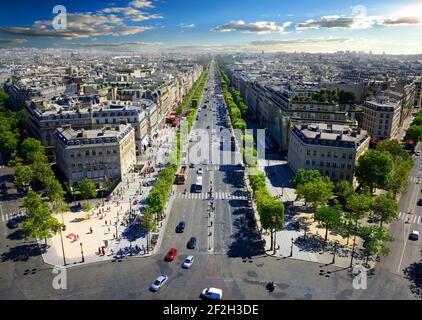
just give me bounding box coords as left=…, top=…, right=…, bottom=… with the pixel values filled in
left=146, top=191, right=166, bottom=218
left=22, top=191, right=62, bottom=245
left=314, top=206, right=343, bottom=241
left=360, top=225, right=394, bottom=267
left=355, top=150, right=393, bottom=193
left=13, top=165, right=33, bottom=191
left=372, top=193, right=398, bottom=228
left=45, top=177, right=65, bottom=202
left=290, top=169, right=323, bottom=188
left=405, top=125, right=422, bottom=141
left=79, top=179, right=97, bottom=200
left=335, top=180, right=355, bottom=209
left=346, top=192, right=373, bottom=266
left=138, top=211, right=157, bottom=254
left=20, top=138, right=45, bottom=164
left=296, top=178, right=334, bottom=210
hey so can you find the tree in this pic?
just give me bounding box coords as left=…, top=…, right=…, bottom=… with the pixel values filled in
left=31, top=157, right=54, bottom=185
left=249, top=173, right=266, bottom=191
left=22, top=191, right=62, bottom=245
left=147, top=191, right=166, bottom=218
left=387, top=160, right=412, bottom=197
left=45, top=177, right=65, bottom=203
left=13, top=165, right=33, bottom=191
left=372, top=193, right=398, bottom=228
left=355, top=150, right=393, bottom=193
left=335, top=180, right=355, bottom=209
left=290, top=169, right=323, bottom=188
left=346, top=192, right=373, bottom=266
left=257, top=192, right=284, bottom=252
left=79, top=179, right=97, bottom=200
left=314, top=206, right=343, bottom=241
left=139, top=211, right=157, bottom=254
left=405, top=125, right=422, bottom=141
left=296, top=178, right=334, bottom=211
left=20, top=138, right=45, bottom=164
left=360, top=225, right=394, bottom=267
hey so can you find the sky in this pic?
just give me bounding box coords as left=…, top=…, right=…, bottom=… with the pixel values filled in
left=0, top=0, right=421, bottom=54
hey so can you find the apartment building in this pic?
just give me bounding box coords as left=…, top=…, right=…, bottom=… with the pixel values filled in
left=288, top=123, right=370, bottom=184
left=54, top=124, right=136, bottom=187
left=361, top=92, right=402, bottom=141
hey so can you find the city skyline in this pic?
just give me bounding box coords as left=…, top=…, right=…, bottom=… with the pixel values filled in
left=0, top=0, right=421, bottom=54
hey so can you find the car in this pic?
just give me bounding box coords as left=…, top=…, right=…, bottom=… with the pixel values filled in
left=197, top=168, right=203, bottom=175
left=176, top=221, right=185, bottom=233
left=149, top=275, right=169, bottom=292
left=182, top=255, right=194, bottom=268
left=418, top=199, right=422, bottom=206
left=409, top=230, right=420, bottom=241
left=6, top=218, right=19, bottom=229
left=416, top=151, right=421, bottom=156
left=189, top=163, right=195, bottom=168
left=201, top=287, right=222, bottom=300
left=165, top=248, right=177, bottom=261
left=187, top=236, right=197, bottom=249
left=206, top=125, right=210, bottom=129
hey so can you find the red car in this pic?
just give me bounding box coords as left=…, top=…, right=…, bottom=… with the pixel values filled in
left=165, top=248, right=177, bottom=261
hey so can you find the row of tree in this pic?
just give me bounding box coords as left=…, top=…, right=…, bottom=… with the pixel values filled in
left=0, top=88, right=26, bottom=161
left=293, top=89, right=356, bottom=105
left=217, top=65, right=258, bottom=167
left=291, top=169, right=396, bottom=265
left=249, top=173, right=284, bottom=253
left=187, top=65, right=210, bottom=132
left=405, top=110, right=422, bottom=141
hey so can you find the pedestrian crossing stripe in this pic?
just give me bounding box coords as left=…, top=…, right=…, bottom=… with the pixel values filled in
left=174, top=192, right=248, bottom=200
left=409, top=176, right=420, bottom=183
left=1, top=212, right=26, bottom=223
left=397, top=212, right=422, bottom=224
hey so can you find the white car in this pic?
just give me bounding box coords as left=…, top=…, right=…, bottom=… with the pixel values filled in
left=409, top=230, right=419, bottom=241
left=150, top=275, right=168, bottom=292
left=201, top=287, right=222, bottom=300
left=182, top=255, right=194, bottom=268
left=197, top=168, right=203, bottom=175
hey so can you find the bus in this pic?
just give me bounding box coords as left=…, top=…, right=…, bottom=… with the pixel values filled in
left=195, top=176, right=203, bottom=193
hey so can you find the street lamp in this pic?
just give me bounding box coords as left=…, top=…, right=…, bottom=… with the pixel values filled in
left=332, top=241, right=338, bottom=265
left=80, top=242, right=84, bottom=263
left=290, top=237, right=294, bottom=257
left=59, top=227, right=67, bottom=266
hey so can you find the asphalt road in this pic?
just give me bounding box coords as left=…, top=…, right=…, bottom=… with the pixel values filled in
left=0, top=60, right=419, bottom=300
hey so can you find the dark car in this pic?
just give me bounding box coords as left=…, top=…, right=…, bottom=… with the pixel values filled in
left=418, top=199, right=422, bottom=206
left=6, top=218, right=19, bottom=229
left=176, top=221, right=186, bottom=233
left=187, top=236, right=197, bottom=249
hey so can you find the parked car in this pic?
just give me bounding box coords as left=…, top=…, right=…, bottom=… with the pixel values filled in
left=182, top=255, right=194, bottom=269
left=416, top=151, right=421, bottom=156
left=197, top=168, right=203, bottom=175
left=409, top=230, right=419, bottom=241
left=417, top=199, right=422, bottom=206
left=165, top=248, right=177, bottom=261
left=149, top=275, right=168, bottom=292
left=176, top=221, right=185, bottom=233
left=187, top=237, right=197, bottom=249
left=201, top=287, right=222, bottom=300
left=6, top=218, right=19, bottom=229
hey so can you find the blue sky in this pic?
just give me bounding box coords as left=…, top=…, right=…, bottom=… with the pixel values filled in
left=0, top=0, right=421, bottom=53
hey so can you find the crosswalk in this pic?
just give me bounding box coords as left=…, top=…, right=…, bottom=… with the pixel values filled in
left=0, top=212, right=27, bottom=223
left=409, top=176, right=420, bottom=184
left=191, top=165, right=243, bottom=172
left=174, top=192, right=248, bottom=200
left=398, top=212, right=422, bottom=225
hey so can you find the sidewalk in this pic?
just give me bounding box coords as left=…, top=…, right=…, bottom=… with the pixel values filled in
left=41, top=126, right=177, bottom=268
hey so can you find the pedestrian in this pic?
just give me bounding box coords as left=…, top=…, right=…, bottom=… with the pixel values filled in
left=90, top=227, right=93, bottom=234
left=108, top=227, right=110, bottom=233
left=105, top=220, right=108, bottom=225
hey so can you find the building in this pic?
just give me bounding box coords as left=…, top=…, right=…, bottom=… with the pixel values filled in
left=54, top=124, right=136, bottom=187
left=288, top=123, right=370, bottom=184
left=414, top=79, right=422, bottom=108
left=361, top=92, right=402, bottom=141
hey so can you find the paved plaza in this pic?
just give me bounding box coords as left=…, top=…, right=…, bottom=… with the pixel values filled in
left=42, top=126, right=176, bottom=267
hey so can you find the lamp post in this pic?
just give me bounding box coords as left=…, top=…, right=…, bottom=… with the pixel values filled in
left=80, top=242, right=84, bottom=263
left=332, top=241, right=338, bottom=265
left=290, top=237, right=294, bottom=257
left=59, top=228, right=67, bottom=266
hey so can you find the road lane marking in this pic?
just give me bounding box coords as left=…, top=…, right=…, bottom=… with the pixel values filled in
left=397, top=222, right=411, bottom=273
left=413, top=215, right=418, bottom=224
left=418, top=216, right=421, bottom=224
left=398, top=212, right=402, bottom=219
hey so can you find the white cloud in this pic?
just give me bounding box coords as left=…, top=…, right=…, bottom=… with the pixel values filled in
left=212, top=20, right=292, bottom=34
left=129, top=0, right=154, bottom=8
left=178, top=23, right=196, bottom=29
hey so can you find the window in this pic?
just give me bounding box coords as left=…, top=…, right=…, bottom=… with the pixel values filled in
left=306, top=160, right=310, bottom=165
left=348, top=154, right=352, bottom=160
left=342, top=153, right=346, bottom=159
left=92, top=150, right=96, bottom=156
left=85, top=151, right=89, bottom=156
left=307, top=150, right=310, bottom=156
left=333, top=163, right=337, bottom=168
left=347, top=164, right=352, bottom=169
left=327, top=152, right=331, bottom=158
left=313, top=150, right=317, bottom=156
left=320, top=161, right=324, bottom=167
